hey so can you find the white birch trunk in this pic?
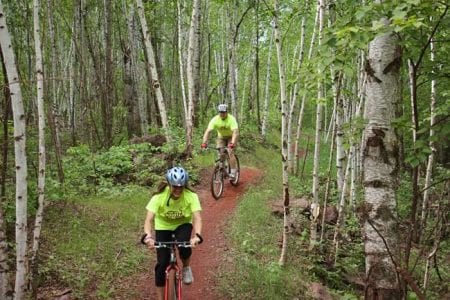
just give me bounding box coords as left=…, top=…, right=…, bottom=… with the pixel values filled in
left=227, top=5, right=238, bottom=117
left=333, top=146, right=353, bottom=260
left=0, top=2, right=29, bottom=298
left=309, top=0, right=325, bottom=250
left=186, top=0, right=201, bottom=156
left=363, top=18, right=401, bottom=298
left=287, top=15, right=307, bottom=173
left=177, top=0, right=188, bottom=122
left=136, top=0, right=170, bottom=141
left=261, top=28, right=273, bottom=137
left=31, top=0, right=46, bottom=286
left=420, top=37, right=437, bottom=231
left=293, top=1, right=318, bottom=174
left=273, top=1, right=289, bottom=266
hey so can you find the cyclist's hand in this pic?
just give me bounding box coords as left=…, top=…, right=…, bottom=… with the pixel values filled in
left=201, top=143, right=208, bottom=150
left=143, top=235, right=155, bottom=249
left=227, top=142, right=235, bottom=149
left=190, top=236, right=201, bottom=248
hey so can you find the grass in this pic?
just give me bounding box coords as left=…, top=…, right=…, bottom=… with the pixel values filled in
left=40, top=185, right=151, bottom=299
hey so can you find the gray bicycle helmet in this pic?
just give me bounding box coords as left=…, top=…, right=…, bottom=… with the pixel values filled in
left=217, top=104, right=228, bottom=112
left=166, top=167, right=189, bottom=187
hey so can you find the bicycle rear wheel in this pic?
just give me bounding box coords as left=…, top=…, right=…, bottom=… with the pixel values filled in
left=211, top=166, right=224, bottom=199
left=228, top=155, right=240, bottom=186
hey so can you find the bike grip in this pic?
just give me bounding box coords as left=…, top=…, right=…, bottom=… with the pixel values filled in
left=140, top=234, right=148, bottom=245
left=195, top=233, right=204, bottom=244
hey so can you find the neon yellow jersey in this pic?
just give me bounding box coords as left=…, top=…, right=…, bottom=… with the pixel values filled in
left=146, top=186, right=202, bottom=231
left=207, top=114, right=238, bottom=138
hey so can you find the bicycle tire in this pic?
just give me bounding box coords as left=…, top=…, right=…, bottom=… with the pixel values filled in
left=211, top=165, right=224, bottom=199
left=228, top=154, right=240, bottom=186
left=174, top=273, right=180, bottom=300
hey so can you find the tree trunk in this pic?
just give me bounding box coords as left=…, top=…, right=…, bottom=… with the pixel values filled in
left=185, top=0, right=201, bottom=157
left=0, top=2, right=29, bottom=298
left=363, top=18, right=402, bottom=299
left=260, top=28, right=273, bottom=138
left=46, top=0, right=64, bottom=183
left=102, top=0, right=114, bottom=147
left=420, top=36, right=437, bottom=236
left=136, top=0, right=171, bottom=142
left=177, top=0, right=188, bottom=124
left=309, top=0, right=325, bottom=250
left=0, top=48, right=13, bottom=300
left=30, top=0, right=46, bottom=295
left=273, top=1, right=289, bottom=266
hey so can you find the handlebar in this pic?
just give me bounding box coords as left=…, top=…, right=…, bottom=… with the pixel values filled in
left=154, top=241, right=192, bottom=249
left=141, top=233, right=203, bottom=247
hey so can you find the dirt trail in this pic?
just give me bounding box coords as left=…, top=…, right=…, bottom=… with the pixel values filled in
left=127, top=167, right=263, bottom=300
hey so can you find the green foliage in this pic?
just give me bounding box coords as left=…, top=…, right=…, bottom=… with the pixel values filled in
left=39, top=188, right=150, bottom=299
left=60, top=143, right=167, bottom=197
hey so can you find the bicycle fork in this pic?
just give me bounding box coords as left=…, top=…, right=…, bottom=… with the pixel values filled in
left=165, top=264, right=182, bottom=300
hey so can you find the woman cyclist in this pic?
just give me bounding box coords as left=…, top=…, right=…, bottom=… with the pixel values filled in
left=142, top=166, right=203, bottom=300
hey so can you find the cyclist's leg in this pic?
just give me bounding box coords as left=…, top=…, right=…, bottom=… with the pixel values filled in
left=175, top=223, right=193, bottom=266
left=155, top=230, right=174, bottom=300
left=175, top=223, right=194, bottom=284
left=216, top=137, right=227, bottom=161
left=224, top=137, right=238, bottom=176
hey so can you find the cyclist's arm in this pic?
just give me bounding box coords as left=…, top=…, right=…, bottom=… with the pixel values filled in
left=202, top=128, right=213, bottom=144
left=231, top=128, right=239, bottom=145
left=191, top=211, right=202, bottom=246
left=144, top=210, right=155, bottom=239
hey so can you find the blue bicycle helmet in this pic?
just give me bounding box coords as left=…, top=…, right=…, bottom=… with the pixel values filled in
left=166, top=167, right=189, bottom=187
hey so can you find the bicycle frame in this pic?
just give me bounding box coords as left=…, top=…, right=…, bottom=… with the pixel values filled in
left=210, top=147, right=240, bottom=199
left=155, top=240, right=191, bottom=300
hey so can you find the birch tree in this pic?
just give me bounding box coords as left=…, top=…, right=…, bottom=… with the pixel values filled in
left=136, top=0, right=170, bottom=142
left=420, top=35, right=436, bottom=233
left=177, top=0, right=188, bottom=122
left=185, top=0, right=201, bottom=157
left=0, top=48, right=13, bottom=299
left=273, top=1, right=289, bottom=266
left=0, top=2, right=29, bottom=298
left=29, top=0, right=46, bottom=294
left=260, top=28, right=273, bottom=138
left=362, top=17, right=402, bottom=299
left=309, top=0, right=325, bottom=250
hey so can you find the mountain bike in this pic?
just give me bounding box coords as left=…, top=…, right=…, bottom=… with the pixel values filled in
left=141, top=233, right=203, bottom=300
left=210, top=147, right=240, bottom=199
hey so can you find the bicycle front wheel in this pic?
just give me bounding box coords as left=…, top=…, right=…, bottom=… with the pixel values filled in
left=211, top=166, right=224, bottom=199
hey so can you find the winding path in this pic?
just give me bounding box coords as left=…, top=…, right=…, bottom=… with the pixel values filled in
left=129, top=167, right=263, bottom=299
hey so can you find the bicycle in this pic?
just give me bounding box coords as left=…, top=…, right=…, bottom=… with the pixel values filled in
left=210, top=147, right=240, bottom=199
left=142, top=233, right=202, bottom=300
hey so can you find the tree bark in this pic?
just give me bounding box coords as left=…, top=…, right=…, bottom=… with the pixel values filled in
left=185, top=0, right=201, bottom=157
left=30, top=0, right=46, bottom=295
left=136, top=0, right=171, bottom=142
left=363, top=18, right=402, bottom=299
left=0, top=2, right=29, bottom=298
left=309, top=0, right=325, bottom=250
left=0, top=47, right=13, bottom=300
left=273, top=1, right=289, bottom=266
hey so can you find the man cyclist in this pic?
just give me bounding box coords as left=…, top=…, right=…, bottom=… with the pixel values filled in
left=142, top=166, right=203, bottom=300
left=201, top=103, right=239, bottom=179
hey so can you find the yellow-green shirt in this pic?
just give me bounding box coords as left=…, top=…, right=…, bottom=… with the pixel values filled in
left=146, top=186, right=202, bottom=230
left=207, top=114, right=238, bottom=138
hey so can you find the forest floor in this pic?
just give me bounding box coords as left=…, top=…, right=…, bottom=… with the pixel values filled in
left=114, top=166, right=264, bottom=300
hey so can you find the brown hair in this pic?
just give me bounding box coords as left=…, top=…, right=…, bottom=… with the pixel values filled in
left=151, top=180, right=195, bottom=197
